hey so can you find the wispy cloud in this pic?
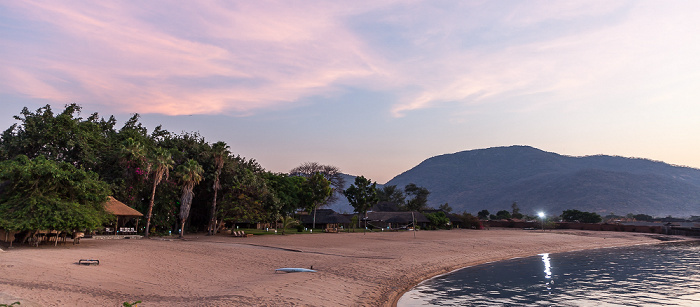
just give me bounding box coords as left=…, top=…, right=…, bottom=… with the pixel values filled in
left=2, top=0, right=699, bottom=120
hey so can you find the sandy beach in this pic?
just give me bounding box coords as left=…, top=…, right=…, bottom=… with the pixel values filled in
left=0, top=229, right=686, bottom=306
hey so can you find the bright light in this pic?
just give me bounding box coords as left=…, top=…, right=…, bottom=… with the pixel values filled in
left=538, top=212, right=545, bottom=218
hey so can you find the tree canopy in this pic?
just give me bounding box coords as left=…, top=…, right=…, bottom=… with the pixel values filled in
left=0, top=155, right=111, bottom=231
left=561, top=209, right=602, bottom=224
left=344, top=176, right=379, bottom=218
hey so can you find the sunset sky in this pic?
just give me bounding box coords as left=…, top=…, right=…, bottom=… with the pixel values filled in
left=2, top=1, right=699, bottom=183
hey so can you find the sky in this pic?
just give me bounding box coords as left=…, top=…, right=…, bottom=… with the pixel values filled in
left=1, top=0, right=700, bottom=183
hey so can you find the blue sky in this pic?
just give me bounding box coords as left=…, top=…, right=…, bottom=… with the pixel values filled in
left=2, top=1, right=699, bottom=183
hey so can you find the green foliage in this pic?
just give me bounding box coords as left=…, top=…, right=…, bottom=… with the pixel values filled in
left=0, top=301, right=20, bottom=307
left=458, top=212, right=482, bottom=229
left=122, top=301, right=141, bottom=307
left=424, top=211, right=450, bottom=229
left=278, top=215, right=299, bottom=235
left=561, top=209, right=602, bottom=223
left=377, top=185, right=406, bottom=206
left=0, top=155, right=111, bottom=231
left=302, top=173, right=332, bottom=213
left=264, top=173, right=306, bottom=217
left=344, top=176, right=379, bottom=216
left=403, top=183, right=430, bottom=212
left=632, top=213, right=653, bottom=221
left=494, top=210, right=511, bottom=220
left=477, top=209, right=490, bottom=220
left=289, top=162, right=345, bottom=207
left=438, top=203, right=452, bottom=213
left=176, top=159, right=204, bottom=237
left=144, top=147, right=174, bottom=237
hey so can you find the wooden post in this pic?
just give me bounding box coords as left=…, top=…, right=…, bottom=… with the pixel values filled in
left=412, top=211, right=416, bottom=239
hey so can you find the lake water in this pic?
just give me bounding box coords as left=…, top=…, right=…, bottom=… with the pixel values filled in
left=398, top=241, right=700, bottom=306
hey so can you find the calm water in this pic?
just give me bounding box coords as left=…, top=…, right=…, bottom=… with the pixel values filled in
left=399, top=241, right=700, bottom=306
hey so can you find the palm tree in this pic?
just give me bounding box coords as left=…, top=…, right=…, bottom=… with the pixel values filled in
left=208, top=141, right=230, bottom=235
left=144, top=147, right=173, bottom=238
left=176, top=159, right=204, bottom=238
left=119, top=138, right=147, bottom=169
left=279, top=215, right=299, bottom=235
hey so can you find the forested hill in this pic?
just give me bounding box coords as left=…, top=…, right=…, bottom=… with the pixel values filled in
left=385, top=146, right=700, bottom=217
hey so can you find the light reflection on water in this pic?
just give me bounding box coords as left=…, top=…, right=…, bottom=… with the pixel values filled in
left=398, top=241, right=700, bottom=306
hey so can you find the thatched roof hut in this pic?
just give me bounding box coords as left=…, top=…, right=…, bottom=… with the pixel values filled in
left=104, top=196, right=143, bottom=217
left=299, top=209, right=351, bottom=229
left=103, top=196, right=143, bottom=235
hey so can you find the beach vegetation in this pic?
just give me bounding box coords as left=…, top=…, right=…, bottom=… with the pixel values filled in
left=561, top=209, right=602, bottom=223
left=493, top=210, right=511, bottom=220
left=176, top=159, right=204, bottom=238
left=0, top=155, right=111, bottom=232
left=207, top=141, right=230, bottom=235
left=301, top=172, right=332, bottom=229
left=343, top=176, right=379, bottom=229
left=458, top=212, right=482, bottom=229
left=377, top=185, right=406, bottom=206
left=144, top=147, right=174, bottom=238
left=477, top=209, right=490, bottom=220
left=289, top=162, right=345, bottom=206
left=403, top=183, right=430, bottom=212
left=424, top=211, right=450, bottom=229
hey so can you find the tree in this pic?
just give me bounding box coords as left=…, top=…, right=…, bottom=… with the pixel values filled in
left=302, top=172, right=332, bottom=229
left=633, top=213, right=653, bottom=221
left=439, top=203, right=452, bottom=213
left=0, top=155, right=111, bottom=233
left=144, top=147, right=173, bottom=238
left=264, top=173, right=306, bottom=218
left=511, top=202, right=523, bottom=219
left=343, top=176, right=379, bottom=229
left=208, top=141, right=230, bottom=235
left=459, top=212, right=482, bottom=229
left=278, top=216, right=299, bottom=235
left=290, top=162, right=345, bottom=207
left=0, top=104, right=112, bottom=170
left=404, top=183, right=430, bottom=212
left=377, top=185, right=406, bottom=206
left=477, top=209, right=490, bottom=220
left=425, top=211, right=450, bottom=230
left=218, top=160, right=271, bottom=228
left=176, top=159, right=204, bottom=238
left=561, top=209, right=602, bottom=224
left=495, top=210, right=511, bottom=220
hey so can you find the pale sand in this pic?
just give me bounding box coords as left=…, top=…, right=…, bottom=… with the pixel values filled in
left=0, top=229, right=686, bottom=306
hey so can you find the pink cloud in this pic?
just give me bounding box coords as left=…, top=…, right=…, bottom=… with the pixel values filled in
left=1, top=1, right=390, bottom=115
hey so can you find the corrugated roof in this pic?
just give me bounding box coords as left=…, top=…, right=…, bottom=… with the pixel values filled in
left=104, top=196, right=143, bottom=217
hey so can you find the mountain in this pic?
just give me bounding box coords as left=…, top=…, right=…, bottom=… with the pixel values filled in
left=385, top=146, right=700, bottom=217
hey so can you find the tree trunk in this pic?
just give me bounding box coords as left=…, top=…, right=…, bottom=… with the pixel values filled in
left=145, top=181, right=157, bottom=238
left=313, top=207, right=317, bottom=229
left=208, top=186, right=218, bottom=235
left=179, top=218, right=186, bottom=239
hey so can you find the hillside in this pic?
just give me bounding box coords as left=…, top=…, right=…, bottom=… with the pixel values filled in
left=385, top=146, right=700, bottom=217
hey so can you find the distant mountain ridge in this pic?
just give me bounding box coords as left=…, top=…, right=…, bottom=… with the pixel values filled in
left=384, top=146, right=700, bottom=217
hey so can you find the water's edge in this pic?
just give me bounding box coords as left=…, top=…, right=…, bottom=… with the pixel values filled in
left=390, top=237, right=690, bottom=307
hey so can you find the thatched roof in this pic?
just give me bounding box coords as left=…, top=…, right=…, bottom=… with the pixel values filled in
left=366, top=211, right=429, bottom=223
left=104, top=196, right=143, bottom=217
left=299, top=209, right=351, bottom=224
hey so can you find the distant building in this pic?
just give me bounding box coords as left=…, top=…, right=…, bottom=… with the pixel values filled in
left=298, top=209, right=351, bottom=230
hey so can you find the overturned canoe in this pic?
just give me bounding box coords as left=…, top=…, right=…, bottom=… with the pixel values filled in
left=275, top=267, right=316, bottom=273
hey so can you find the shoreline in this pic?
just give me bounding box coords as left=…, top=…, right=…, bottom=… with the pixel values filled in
left=388, top=231, right=693, bottom=307
left=0, top=229, right=690, bottom=306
